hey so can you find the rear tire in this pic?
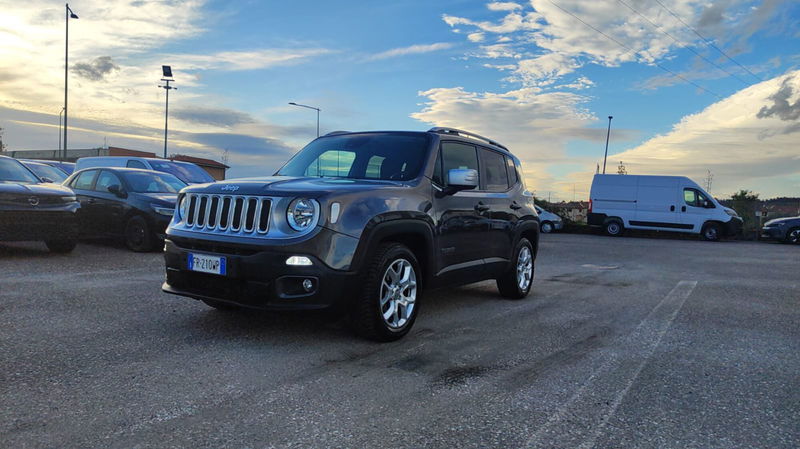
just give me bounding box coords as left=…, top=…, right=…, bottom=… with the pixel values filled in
left=350, top=242, right=421, bottom=342
left=702, top=222, right=721, bottom=241
left=605, top=219, right=624, bottom=237
left=785, top=227, right=800, bottom=244
left=45, top=239, right=77, bottom=253
left=497, top=238, right=534, bottom=299
left=540, top=221, right=553, bottom=233
left=125, top=215, right=154, bottom=252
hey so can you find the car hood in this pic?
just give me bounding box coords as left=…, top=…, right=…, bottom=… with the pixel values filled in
left=765, top=216, right=799, bottom=226
left=0, top=182, right=74, bottom=196
left=132, top=192, right=177, bottom=205
left=181, top=176, right=407, bottom=196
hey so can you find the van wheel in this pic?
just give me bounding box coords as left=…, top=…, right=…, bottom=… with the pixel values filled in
left=497, top=238, right=534, bottom=299
left=45, top=239, right=77, bottom=253
left=702, top=223, right=721, bottom=241
left=785, top=227, right=800, bottom=244
left=125, top=215, right=154, bottom=252
left=350, top=242, right=421, bottom=342
left=540, top=221, right=553, bottom=233
left=605, top=219, right=624, bottom=237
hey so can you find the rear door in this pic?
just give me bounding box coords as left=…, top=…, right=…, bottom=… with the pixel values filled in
left=477, top=147, right=514, bottom=264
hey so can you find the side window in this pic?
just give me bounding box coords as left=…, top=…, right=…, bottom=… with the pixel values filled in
left=95, top=171, right=122, bottom=192
left=683, top=189, right=700, bottom=207
left=505, top=156, right=518, bottom=186
left=441, top=142, right=479, bottom=185
left=304, top=150, right=356, bottom=177
left=71, top=170, right=97, bottom=190
left=126, top=160, right=147, bottom=169
left=480, top=148, right=509, bottom=191
left=431, top=151, right=444, bottom=186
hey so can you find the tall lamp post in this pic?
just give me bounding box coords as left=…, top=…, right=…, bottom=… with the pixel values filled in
left=602, top=115, right=613, bottom=174
left=158, top=65, right=176, bottom=158
left=64, top=3, right=78, bottom=162
left=58, top=107, right=65, bottom=158
left=288, top=102, right=320, bottom=137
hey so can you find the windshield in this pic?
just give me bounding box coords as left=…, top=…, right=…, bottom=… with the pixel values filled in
left=277, top=133, right=430, bottom=181
left=149, top=161, right=215, bottom=184
left=23, top=162, right=68, bottom=183
left=0, top=158, right=41, bottom=185
left=122, top=171, right=187, bottom=193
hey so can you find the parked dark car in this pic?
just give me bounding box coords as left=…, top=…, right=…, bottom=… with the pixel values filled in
left=162, top=128, right=540, bottom=341
left=19, top=159, right=75, bottom=175
left=20, top=160, right=70, bottom=184
left=63, top=167, right=185, bottom=251
left=0, top=155, right=79, bottom=252
left=761, top=216, right=800, bottom=244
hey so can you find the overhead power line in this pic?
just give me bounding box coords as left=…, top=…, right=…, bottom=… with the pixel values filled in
left=616, top=0, right=752, bottom=87
left=652, top=0, right=762, bottom=82
left=546, top=0, right=722, bottom=99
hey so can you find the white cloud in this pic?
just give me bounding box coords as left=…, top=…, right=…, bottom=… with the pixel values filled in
left=368, top=42, right=454, bottom=60
left=467, top=32, right=486, bottom=43
left=487, top=2, right=522, bottom=12
left=169, top=48, right=332, bottom=72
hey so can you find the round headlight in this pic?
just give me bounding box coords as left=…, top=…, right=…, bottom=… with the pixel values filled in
left=178, top=195, right=189, bottom=220
left=287, top=198, right=319, bottom=231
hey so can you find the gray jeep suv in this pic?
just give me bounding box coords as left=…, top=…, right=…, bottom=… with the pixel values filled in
left=162, top=128, right=540, bottom=341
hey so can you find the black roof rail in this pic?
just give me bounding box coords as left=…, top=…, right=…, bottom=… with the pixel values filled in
left=323, top=130, right=351, bottom=137
left=428, top=127, right=508, bottom=151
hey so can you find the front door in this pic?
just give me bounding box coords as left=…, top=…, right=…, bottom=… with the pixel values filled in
left=679, top=187, right=714, bottom=233
left=92, top=170, right=127, bottom=235
left=69, top=169, right=99, bottom=236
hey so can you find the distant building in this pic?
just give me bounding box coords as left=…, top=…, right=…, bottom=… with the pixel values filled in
left=8, top=146, right=228, bottom=180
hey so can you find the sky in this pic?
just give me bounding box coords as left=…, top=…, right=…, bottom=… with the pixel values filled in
left=0, top=0, right=798, bottom=201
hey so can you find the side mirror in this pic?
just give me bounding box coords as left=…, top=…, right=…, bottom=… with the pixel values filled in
left=445, top=168, right=478, bottom=194
left=107, top=184, right=127, bottom=198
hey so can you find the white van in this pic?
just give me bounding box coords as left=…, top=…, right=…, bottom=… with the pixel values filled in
left=587, top=174, right=742, bottom=241
left=74, top=157, right=215, bottom=184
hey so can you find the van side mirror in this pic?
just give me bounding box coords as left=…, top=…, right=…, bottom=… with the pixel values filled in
left=107, top=184, right=127, bottom=198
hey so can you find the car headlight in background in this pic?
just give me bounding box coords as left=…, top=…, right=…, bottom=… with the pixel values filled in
left=287, top=198, right=319, bottom=231
left=152, top=204, right=176, bottom=216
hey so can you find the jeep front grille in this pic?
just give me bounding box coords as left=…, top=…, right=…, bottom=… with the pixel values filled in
left=183, top=193, right=270, bottom=234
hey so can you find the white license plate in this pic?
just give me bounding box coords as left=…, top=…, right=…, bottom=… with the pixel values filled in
left=187, top=253, right=226, bottom=275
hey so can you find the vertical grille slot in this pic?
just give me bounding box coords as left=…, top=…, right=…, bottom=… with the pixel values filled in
left=231, top=198, right=244, bottom=230
left=208, top=196, right=220, bottom=229
left=219, top=197, right=231, bottom=229
left=258, top=199, right=270, bottom=233
left=244, top=198, right=258, bottom=231
left=187, top=195, right=197, bottom=225
left=197, top=196, right=208, bottom=227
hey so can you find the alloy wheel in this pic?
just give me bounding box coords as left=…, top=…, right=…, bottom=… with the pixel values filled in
left=380, top=259, right=417, bottom=329
left=517, top=246, right=533, bottom=291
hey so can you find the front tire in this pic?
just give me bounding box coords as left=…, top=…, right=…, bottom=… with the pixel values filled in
left=45, top=239, right=77, bottom=253
left=497, top=238, right=534, bottom=299
left=125, top=215, right=154, bottom=252
left=350, top=242, right=420, bottom=342
left=702, top=222, right=721, bottom=241
left=541, top=221, right=553, bottom=233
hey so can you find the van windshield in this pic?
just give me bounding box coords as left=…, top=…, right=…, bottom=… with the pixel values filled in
left=149, top=161, right=215, bottom=184
left=276, top=133, right=430, bottom=181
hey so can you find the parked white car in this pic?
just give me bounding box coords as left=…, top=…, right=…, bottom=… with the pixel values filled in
left=74, top=156, right=214, bottom=185
left=535, top=205, right=563, bottom=233
left=587, top=174, right=743, bottom=241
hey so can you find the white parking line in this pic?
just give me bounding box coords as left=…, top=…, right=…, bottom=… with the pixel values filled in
left=525, top=280, right=698, bottom=449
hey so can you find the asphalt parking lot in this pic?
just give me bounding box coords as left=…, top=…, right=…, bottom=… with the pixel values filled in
left=1, top=234, right=798, bottom=448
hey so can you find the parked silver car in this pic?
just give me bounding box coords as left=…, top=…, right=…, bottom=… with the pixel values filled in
left=534, top=205, right=563, bottom=233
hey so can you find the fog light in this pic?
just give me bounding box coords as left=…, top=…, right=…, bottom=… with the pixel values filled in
left=286, top=256, right=312, bottom=266
left=302, top=279, right=314, bottom=292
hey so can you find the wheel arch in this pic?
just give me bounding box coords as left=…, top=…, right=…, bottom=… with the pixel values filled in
left=351, top=217, right=436, bottom=286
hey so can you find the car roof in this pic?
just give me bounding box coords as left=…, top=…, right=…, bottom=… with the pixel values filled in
left=317, top=129, right=514, bottom=156
left=73, top=166, right=171, bottom=175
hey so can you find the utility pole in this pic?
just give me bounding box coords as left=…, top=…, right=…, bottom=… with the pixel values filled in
left=158, top=66, right=175, bottom=158
left=602, top=115, right=613, bottom=174
left=64, top=4, right=78, bottom=162
left=58, top=107, right=65, bottom=158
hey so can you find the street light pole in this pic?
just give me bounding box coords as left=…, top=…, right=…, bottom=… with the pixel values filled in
left=602, top=115, right=613, bottom=174
left=58, top=107, right=65, bottom=159
left=64, top=4, right=78, bottom=163
left=158, top=66, right=175, bottom=159
left=288, top=102, right=321, bottom=137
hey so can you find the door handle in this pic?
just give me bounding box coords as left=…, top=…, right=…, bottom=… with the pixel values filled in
left=670, top=205, right=675, bottom=211
left=475, top=202, right=490, bottom=213
left=510, top=201, right=522, bottom=210
left=87, top=198, right=97, bottom=204
left=681, top=206, right=687, bottom=212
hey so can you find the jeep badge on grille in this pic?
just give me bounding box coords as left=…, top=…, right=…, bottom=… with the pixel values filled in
left=220, top=185, right=239, bottom=192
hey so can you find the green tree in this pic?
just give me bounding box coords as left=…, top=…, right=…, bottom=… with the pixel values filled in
left=729, top=190, right=760, bottom=235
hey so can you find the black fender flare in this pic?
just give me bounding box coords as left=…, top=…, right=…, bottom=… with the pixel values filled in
left=514, top=218, right=540, bottom=258
left=350, top=214, right=437, bottom=281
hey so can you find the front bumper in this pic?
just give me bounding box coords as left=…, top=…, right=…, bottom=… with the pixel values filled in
left=723, top=217, right=743, bottom=237
left=761, top=226, right=785, bottom=240
left=162, top=231, right=359, bottom=311
left=0, top=208, right=78, bottom=242
left=553, top=221, right=564, bottom=231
